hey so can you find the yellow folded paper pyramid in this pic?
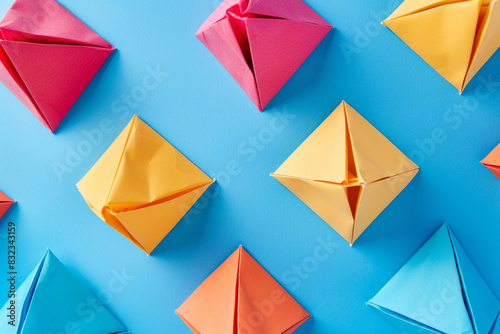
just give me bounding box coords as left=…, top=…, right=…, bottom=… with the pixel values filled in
left=271, top=101, right=419, bottom=245
left=383, top=0, right=500, bottom=92
left=77, top=115, right=215, bottom=255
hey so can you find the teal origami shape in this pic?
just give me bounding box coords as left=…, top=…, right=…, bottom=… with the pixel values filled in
left=368, top=224, right=500, bottom=334
left=1, top=250, right=129, bottom=334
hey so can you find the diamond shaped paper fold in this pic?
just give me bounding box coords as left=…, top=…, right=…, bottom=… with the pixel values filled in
left=0, top=249, right=129, bottom=334
left=77, top=115, right=215, bottom=255
left=481, top=143, right=500, bottom=180
left=0, top=189, right=15, bottom=220
left=0, top=0, right=115, bottom=132
left=368, top=224, right=500, bottom=334
left=176, top=245, right=311, bottom=333
left=271, top=101, right=419, bottom=245
left=383, top=0, right=500, bottom=93
left=196, top=0, right=333, bottom=111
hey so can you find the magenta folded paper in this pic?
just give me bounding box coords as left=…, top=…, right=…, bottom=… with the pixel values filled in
left=196, top=0, right=333, bottom=111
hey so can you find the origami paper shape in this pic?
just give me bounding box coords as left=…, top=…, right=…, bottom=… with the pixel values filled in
left=368, top=224, right=500, bottom=334
left=271, top=101, right=419, bottom=245
left=0, top=249, right=129, bottom=334
left=77, top=115, right=215, bottom=255
left=196, top=0, right=332, bottom=111
left=0, top=0, right=115, bottom=132
left=0, top=189, right=15, bottom=220
left=383, top=0, right=500, bottom=93
left=176, top=245, right=311, bottom=333
left=481, top=143, right=500, bottom=180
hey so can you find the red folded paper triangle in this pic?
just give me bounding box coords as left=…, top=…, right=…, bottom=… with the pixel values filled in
left=0, top=189, right=15, bottom=220
left=196, top=0, right=332, bottom=111
left=0, top=0, right=115, bottom=132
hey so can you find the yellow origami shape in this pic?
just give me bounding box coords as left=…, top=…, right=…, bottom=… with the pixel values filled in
left=383, top=0, right=500, bottom=92
left=77, top=116, right=215, bottom=255
left=271, top=101, right=419, bottom=245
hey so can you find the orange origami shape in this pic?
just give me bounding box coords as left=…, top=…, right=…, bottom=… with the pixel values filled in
left=77, top=116, right=215, bottom=255
left=481, top=143, right=500, bottom=180
left=0, top=0, right=115, bottom=132
left=176, top=246, right=311, bottom=333
left=271, top=101, right=419, bottom=245
left=0, top=189, right=15, bottom=220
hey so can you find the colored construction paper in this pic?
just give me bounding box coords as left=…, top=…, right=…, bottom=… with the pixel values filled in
left=0, top=189, right=15, bottom=220
left=0, top=249, right=128, bottom=334
left=176, top=245, right=311, bottom=333
left=196, top=0, right=332, bottom=111
left=0, top=0, right=115, bottom=132
left=481, top=143, right=500, bottom=180
left=368, top=224, right=500, bottom=334
left=383, top=0, right=500, bottom=93
left=271, top=101, right=419, bottom=245
left=77, top=115, right=215, bottom=255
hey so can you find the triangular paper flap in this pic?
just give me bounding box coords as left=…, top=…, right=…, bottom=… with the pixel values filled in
left=282, top=317, right=311, bottom=334
left=369, top=224, right=474, bottom=334
left=21, top=250, right=127, bottom=334
left=0, top=202, right=13, bottom=219
left=345, top=102, right=418, bottom=184
left=175, top=248, right=240, bottom=333
left=0, top=44, right=48, bottom=129
left=238, top=247, right=310, bottom=333
left=102, top=206, right=145, bottom=252
left=384, top=1, right=480, bottom=91
left=0, top=0, right=112, bottom=48
left=463, top=0, right=500, bottom=90
left=107, top=117, right=213, bottom=212
left=0, top=252, right=45, bottom=334
left=485, top=165, right=500, bottom=180
left=77, top=117, right=136, bottom=221
left=196, top=0, right=239, bottom=34
left=448, top=227, right=500, bottom=334
left=114, top=181, right=214, bottom=255
left=196, top=17, right=261, bottom=110
left=2, top=41, right=113, bottom=132
left=367, top=303, right=442, bottom=334
left=273, top=103, right=347, bottom=183
left=0, top=189, right=15, bottom=203
left=352, top=169, right=418, bottom=244
left=482, top=143, right=500, bottom=167
left=241, top=0, right=332, bottom=26
left=271, top=175, right=354, bottom=243
left=384, top=0, right=472, bottom=21
left=248, top=17, right=331, bottom=109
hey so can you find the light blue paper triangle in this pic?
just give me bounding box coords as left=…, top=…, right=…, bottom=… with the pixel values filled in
left=0, top=250, right=46, bottom=334
left=367, top=302, right=443, bottom=334
left=15, top=250, right=128, bottom=334
left=449, top=227, right=500, bottom=334
left=369, top=224, right=474, bottom=334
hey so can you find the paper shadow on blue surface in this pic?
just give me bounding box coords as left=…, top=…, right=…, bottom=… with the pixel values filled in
left=55, top=49, right=119, bottom=134
left=293, top=316, right=314, bottom=334
left=265, top=29, right=335, bottom=111
left=151, top=181, right=217, bottom=256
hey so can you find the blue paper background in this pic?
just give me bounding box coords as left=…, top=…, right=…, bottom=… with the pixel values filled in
left=1, top=0, right=499, bottom=333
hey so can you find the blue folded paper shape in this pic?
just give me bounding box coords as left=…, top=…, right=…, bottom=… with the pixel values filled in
left=0, top=249, right=129, bottom=334
left=368, top=224, right=500, bottom=334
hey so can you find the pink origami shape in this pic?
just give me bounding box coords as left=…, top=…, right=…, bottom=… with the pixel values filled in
left=0, top=0, right=115, bottom=132
left=196, top=0, right=333, bottom=111
left=0, top=189, right=15, bottom=220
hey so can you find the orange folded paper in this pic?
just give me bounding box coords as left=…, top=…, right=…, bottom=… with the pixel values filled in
left=383, top=0, right=500, bottom=93
left=0, top=189, right=15, bottom=220
left=481, top=143, right=500, bottom=180
left=77, top=116, right=215, bottom=255
left=176, top=245, right=311, bottom=334
left=0, top=0, right=115, bottom=132
left=271, top=101, right=419, bottom=245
